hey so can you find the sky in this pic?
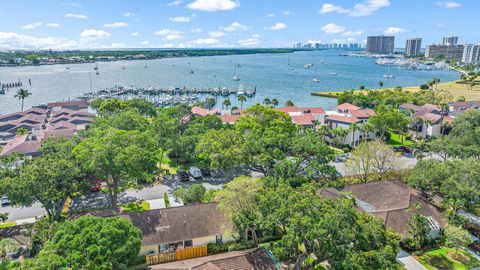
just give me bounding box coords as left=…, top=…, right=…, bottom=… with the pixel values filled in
left=0, top=0, right=478, bottom=50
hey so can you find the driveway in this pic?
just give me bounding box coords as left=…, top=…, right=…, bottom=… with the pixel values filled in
left=1, top=202, right=46, bottom=222
left=397, top=249, right=427, bottom=270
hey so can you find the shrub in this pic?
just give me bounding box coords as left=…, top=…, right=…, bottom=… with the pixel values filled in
left=207, top=242, right=232, bottom=254
left=227, top=241, right=255, bottom=252
left=164, top=193, right=171, bottom=208
left=420, top=84, right=429, bottom=90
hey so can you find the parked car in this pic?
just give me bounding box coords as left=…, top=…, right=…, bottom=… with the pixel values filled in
left=1, top=196, right=11, bottom=207
left=469, top=241, right=480, bottom=255
left=188, top=167, right=202, bottom=179
left=176, top=170, right=190, bottom=181
left=90, top=179, right=101, bottom=192
left=201, top=168, right=212, bottom=177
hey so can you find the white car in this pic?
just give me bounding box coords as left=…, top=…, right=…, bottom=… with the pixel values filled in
left=188, top=167, right=202, bottom=179
left=1, top=196, right=11, bottom=207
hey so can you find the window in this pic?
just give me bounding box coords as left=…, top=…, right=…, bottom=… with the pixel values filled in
left=159, top=244, right=168, bottom=252
left=216, top=235, right=223, bottom=244
left=184, top=240, right=193, bottom=247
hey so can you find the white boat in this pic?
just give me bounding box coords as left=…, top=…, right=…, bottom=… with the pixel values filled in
left=304, top=63, right=313, bottom=69
left=313, top=79, right=321, bottom=82
left=328, top=72, right=337, bottom=76
left=237, top=87, right=245, bottom=95
left=383, top=66, right=395, bottom=79
left=233, top=75, right=240, bottom=81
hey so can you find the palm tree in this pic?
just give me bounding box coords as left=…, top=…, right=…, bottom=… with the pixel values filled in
left=358, top=123, right=373, bottom=141
left=263, top=98, right=271, bottom=106
left=332, top=127, right=349, bottom=147
left=222, top=99, right=231, bottom=111
left=14, top=88, right=32, bottom=111
left=285, top=100, right=294, bottom=106
left=413, top=116, right=424, bottom=139
left=359, top=85, right=365, bottom=90
left=434, top=77, right=440, bottom=90
left=271, top=98, right=279, bottom=108
left=349, top=123, right=359, bottom=147
left=378, top=81, right=384, bottom=88
left=237, top=95, right=247, bottom=110
left=205, top=97, right=215, bottom=109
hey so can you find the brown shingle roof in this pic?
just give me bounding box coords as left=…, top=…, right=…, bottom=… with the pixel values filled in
left=0, top=135, right=41, bottom=156
left=117, top=203, right=228, bottom=246
left=327, top=115, right=361, bottom=124
left=150, top=249, right=278, bottom=270
left=350, top=109, right=375, bottom=119
left=336, top=103, right=360, bottom=112
left=48, top=100, right=88, bottom=108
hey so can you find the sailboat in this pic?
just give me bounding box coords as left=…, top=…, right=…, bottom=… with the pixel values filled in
left=313, top=79, right=321, bottom=82
left=145, top=62, right=147, bottom=68
left=287, top=56, right=290, bottom=66
left=94, top=63, right=99, bottom=75
left=383, top=66, right=395, bottom=79
left=233, top=66, right=240, bottom=81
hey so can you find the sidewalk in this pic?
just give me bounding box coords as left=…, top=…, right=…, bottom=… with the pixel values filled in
left=397, top=249, right=427, bottom=270
left=147, top=196, right=182, bottom=210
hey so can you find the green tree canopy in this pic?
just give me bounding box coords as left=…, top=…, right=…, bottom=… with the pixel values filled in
left=173, top=184, right=206, bottom=205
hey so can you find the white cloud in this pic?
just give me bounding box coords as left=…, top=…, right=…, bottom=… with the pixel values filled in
left=108, top=43, right=126, bottom=48
left=190, top=38, right=220, bottom=45
left=319, top=0, right=390, bottom=17
left=46, top=23, right=60, bottom=28
left=282, top=10, right=291, bottom=16
left=155, top=29, right=184, bottom=40
left=252, top=34, right=261, bottom=38
left=209, top=31, right=226, bottom=38
left=319, top=3, right=348, bottom=14
left=342, top=30, right=363, bottom=37
left=21, top=22, right=42, bottom=29
left=65, top=13, right=87, bottom=19
left=80, top=29, right=111, bottom=38
left=103, top=22, right=129, bottom=28
left=307, top=39, right=323, bottom=44
left=321, top=23, right=345, bottom=34
left=186, top=0, right=239, bottom=12
left=436, top=1, right=461, bottom=8
left=169, top=16, right=192, bottom=22
left=167, top=0, right=182, bottom=7
left=123, top=12, right=135, bottom=17
left=383, top=26, right=408, bottom=34
left=191, top=28, right=202, bottom=33
left=140, top=41, right=150, bottom=45
left=62, top=3, right=82, bottom=8
left=158, top=43, right=176, bottom=48
left=265, top=13, right=275, bottom=17
left=0, top=31, right=77, bottom=49
left=131, top=32, right=140, bottom=36
left=238, top=37, right=261, bottom=47
left=347, top=37, right=357, bottom=42
left=221, top=22, right=248, bottom=32
left=263, top=22, right=287, bottom=31
left=331, top=38, right=346, bottom=43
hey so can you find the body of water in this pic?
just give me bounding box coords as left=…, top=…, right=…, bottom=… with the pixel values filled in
left=0, top=50, right=459, bottom=115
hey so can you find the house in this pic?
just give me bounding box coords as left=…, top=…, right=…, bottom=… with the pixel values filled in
left=96, top=203, right=235, bottom=255
left=275, top=106, right=326, bottom=127
left=448, top=101, right=480, bottom=112
left=318, top=181, right=446, bottom=238
left=399, top=103, right=452, bottom=138
left=323, top=104, right=377, bottom=147
left=220, top=115, right=241, bottom=125
left=149, top=248, right=279, bottom=270
left=191, top=106, right=220, bottom=117
left=0, top=134, right=42, bottom=157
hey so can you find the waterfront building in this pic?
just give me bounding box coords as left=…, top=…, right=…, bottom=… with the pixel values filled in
left=405, top=38, right=422, bottom=56
left=442, top=36, right=459, bottom=46
left=425, top=44, right=465, bottom=62
left=462, top=44, right=480, bottom=64
left=366, top=36, right=395, bottom=54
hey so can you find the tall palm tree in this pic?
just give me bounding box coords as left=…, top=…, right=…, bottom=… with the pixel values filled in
left=237, top=95, right=247, bottom=110
left=222, top=99, right=231, bottom=111
left=349, top=123, right=359, bottom=146
left=271, top=98, right=279, bottom=108
left=285, top=100, right=294, bottom=106
left=263, top=98, right=271, bottom=106
left=205, top=97, right=215, bottom=110
left=413, top=117, right=424, bottom=139
left=14, top=88, right=32, bottom=111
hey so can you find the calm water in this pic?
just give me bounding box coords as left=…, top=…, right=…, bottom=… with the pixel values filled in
left=0, top=50, right=459, bottom=115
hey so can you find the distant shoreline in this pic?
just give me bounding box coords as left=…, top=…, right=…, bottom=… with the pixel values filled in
left=0, top=48, right=302, bottom=68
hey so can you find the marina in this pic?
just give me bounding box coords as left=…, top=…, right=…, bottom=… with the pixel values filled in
left=0, top=50, right=459, bottom=115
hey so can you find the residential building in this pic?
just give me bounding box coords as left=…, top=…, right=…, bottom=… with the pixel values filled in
left=399, top=103, right=453, bottom=138
left=425, top=44, right=465, bottom=62
left=150, top=248, right=279, bottom=270
left=94, top=203, right=235, bottom=255
left=191, top=106, right=220, bottom=116
left=442, top=36, right=458, bottom=46
left=318, top=180, right=446, bottom=238
left=462, top=44, right=480, bottom=64
left=405, top=38, right=422, bottom=56
left=275, top=106, right=326, bottom=128
left=324, top=103, right=376, bottom=147
left=366, top=36, right=395, bottom=54
left=448, top=100, right=480, bottom=111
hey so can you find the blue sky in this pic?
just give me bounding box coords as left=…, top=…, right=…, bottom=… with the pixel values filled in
left=0, top=0, right=478, bottom=50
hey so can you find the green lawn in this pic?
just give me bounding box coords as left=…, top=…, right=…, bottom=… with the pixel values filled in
left=387, top=131, right=413, bottom=147
left=159, top=152, right=183, bottom=175
left=0, top=221, right=16, bottom=229
left=120, top=201, right=151, bottom=213
left=415, top=247, right=480, bottom=270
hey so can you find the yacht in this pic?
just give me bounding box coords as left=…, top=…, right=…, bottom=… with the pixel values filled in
left=304, top=63, right=313, bottom=69
left=233, top=75, right=240, bottom=81
left=313, top=79, right=321, bottom=82
left=237, top=87, right=245, bottom=95
left=383, top=66, right=395, bottom=79
left=328, top=72, right=337, bottom=76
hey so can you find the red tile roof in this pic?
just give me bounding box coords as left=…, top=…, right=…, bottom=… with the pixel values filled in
left=299, top=107, right=326, bottom=114
left=350, top=109, right=375, bottom=119
left=275, top=106, right=300, bottom=113
left=191, top=106, right=219, bottom=116
left=443, top=115, right=455, bottom=124
left=48, top=100, right=88, bottom=108
left=0, top=135, right=41, bottom=156
left=291, top=114, right=314, bottom=126
left=336, top=102, right=360, bottom=112
left=220, top=115, right=241, bottom=124
left=327, top=115, right=361, bottom=124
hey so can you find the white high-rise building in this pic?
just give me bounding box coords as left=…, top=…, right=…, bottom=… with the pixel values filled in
left=442, top=36, right=458, bottom=46
left=462, top=44, right=480, bottom=64
left=405, top=38, right=422, bottom=56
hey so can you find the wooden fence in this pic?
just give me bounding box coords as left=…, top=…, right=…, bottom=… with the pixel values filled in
left=146, top=245, right=208, bottom=265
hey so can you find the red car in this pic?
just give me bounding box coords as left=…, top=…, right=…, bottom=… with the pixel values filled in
left=90, top=179, right=101, bottom=192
